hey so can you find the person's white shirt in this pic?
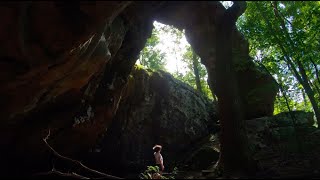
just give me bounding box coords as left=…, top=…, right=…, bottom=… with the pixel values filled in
left=154, top=151, right=164, bottom=171
left=154, top=152, right=163, bottom=165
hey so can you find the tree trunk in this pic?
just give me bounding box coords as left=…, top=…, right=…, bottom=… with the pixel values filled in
left=213, top=1, right=253, bottom=177
left=139, top=51, right=145, bottom=67
left=313, top=84, right=320, bottom=97
left=215, top=29, right=251, bottom=177
left=192, top=49, right=203, bottom=94
left=302, top=88, right=308, bottom=109
left=258, top=2, right=320, bottom=127
left=297, top=60, right=320, bottom=126
left=284, top=55, right=320, bottom=126
left=281, top=48, right=320, bottom=127
left=271, top=2, right=320, bottom=126
left=310, top=58, right=320, bottom=86
left=206, top=72, right=218, bottom=102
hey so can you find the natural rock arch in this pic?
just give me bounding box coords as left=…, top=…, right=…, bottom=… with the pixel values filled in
left=0, top=1, right=278, bottom=177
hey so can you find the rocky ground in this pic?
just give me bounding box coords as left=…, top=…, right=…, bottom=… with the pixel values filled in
left=133, top=111, right=320, bottom=179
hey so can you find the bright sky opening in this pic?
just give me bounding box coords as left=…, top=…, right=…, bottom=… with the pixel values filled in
left=138, top=1, right=234, bottom=75
left=152, top=21, right=189, bottom=75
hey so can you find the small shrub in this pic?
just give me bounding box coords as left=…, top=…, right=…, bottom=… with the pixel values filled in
left=139, top=166, right=178, bottom=179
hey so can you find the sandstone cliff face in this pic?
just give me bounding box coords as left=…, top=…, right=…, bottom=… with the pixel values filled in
left=0, top=1, right=279, bottom=176
left=92, top=67, right=218, bottom=172
left=0, top=2, right=155, bottom=175
left=154, top=1, right=278, bottom=119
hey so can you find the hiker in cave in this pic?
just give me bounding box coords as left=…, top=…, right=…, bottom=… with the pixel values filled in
left=153, top=144, right=164, bottom=174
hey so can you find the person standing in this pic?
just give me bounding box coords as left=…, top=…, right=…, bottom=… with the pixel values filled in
left=153, top=144, right=164, bottom=174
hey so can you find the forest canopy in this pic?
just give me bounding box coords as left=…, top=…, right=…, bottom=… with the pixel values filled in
left=136, top=1, right=320, bottom=125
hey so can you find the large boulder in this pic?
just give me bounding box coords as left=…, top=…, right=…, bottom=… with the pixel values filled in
left=179, top=134, right=220, bottom=171
left=246, top=111, right=320, bottom=177
left=235, top=60, right=279, bottom=119
left=247, top=111, right=315, bottom=154
left=91, top=66, right=218, bottom=174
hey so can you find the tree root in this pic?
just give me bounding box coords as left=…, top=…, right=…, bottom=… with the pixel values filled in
left=34, top=129, right=123, bottom=179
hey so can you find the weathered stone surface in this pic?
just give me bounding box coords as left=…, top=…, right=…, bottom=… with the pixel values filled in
left=180, top=134, right=220, bottom=171
left=0, top=2, right=154, bottom=176
left=246, top=111, right=316, bottom=156
left=92, top=67, right=218, bottom=173
left=154, top=1, right=278, bottom=119
left=246, top=111, right=315, bottom=131
left=235, top=60, right=279, bottom=119
left=0, top=1, right=280, bottom=177
left=246, top=111, right=318, bottom=175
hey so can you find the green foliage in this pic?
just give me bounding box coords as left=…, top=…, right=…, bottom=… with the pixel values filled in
left=139, top=166, right=178, bottom=179
left=134, top=64, right=145, bottom=71
left=137, top=21, right=215, bottom=101
left=138, top=27, right=167, bottom=71
left=139, top=166, right=160, bottom=179
left=175, top=45, right=214, bottom=100
left=238, top=1, right=320, bottom=116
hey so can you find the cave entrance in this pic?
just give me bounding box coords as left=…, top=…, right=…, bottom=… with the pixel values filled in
left=135, top=21, right=216, bottom=101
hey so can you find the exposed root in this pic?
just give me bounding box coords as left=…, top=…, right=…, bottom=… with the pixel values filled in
left=35, top=129, right=123, bottom=179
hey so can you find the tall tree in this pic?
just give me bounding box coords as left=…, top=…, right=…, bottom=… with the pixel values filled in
left=180, top=45, right=217, bottom=100
left=191, top=48, right=203, bottom=94
left=146, top=22, right=215, bottom=100
left=182, top=46, right=203, bottom=94
left=237, top=1, right=320, bottom=125
left=213, top=1, right=253, bottom=177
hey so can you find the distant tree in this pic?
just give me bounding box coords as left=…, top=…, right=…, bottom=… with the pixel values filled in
left=138, top=23, right=215, bottom=100
left=181, top=46, right=216, bottom=100
left=138, top=27, right=166, bottom=71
